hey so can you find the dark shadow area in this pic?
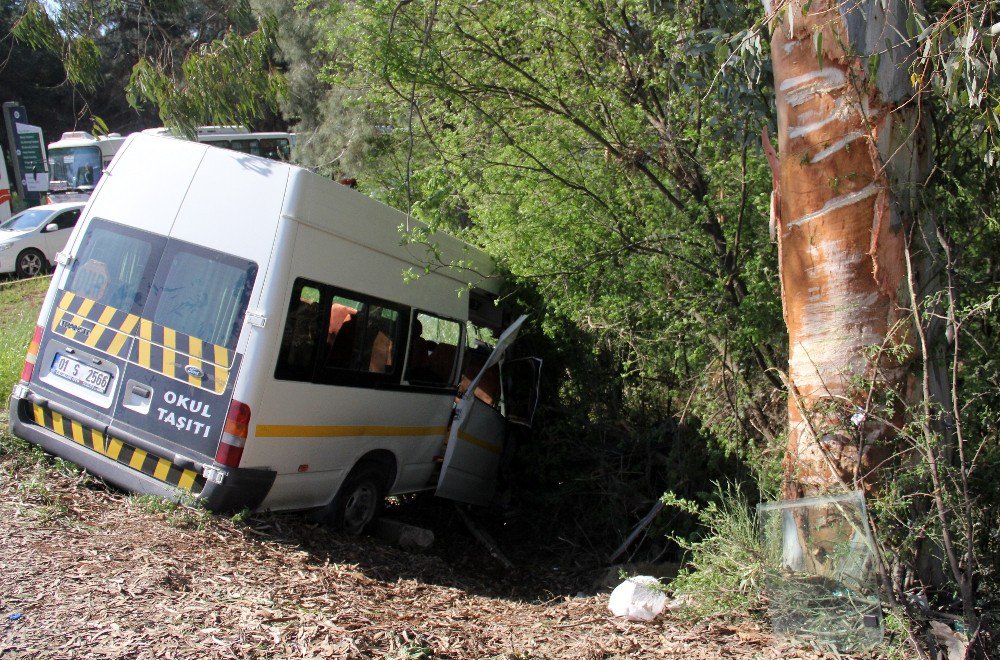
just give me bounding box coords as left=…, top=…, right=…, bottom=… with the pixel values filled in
left=220, top=410, right=760, bottom=605
left=228, top=494, right=607, bottom=604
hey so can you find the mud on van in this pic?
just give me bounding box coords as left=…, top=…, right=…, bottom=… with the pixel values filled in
left=10, top=134, right=538, bottom=533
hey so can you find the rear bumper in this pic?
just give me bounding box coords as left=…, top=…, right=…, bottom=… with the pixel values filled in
left=9, top=391, right=275, bottom=513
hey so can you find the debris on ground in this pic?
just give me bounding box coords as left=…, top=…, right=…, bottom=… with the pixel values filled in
left=0, top=442, right=835, bottom=658
left=609, top=576, right=668, bottom=622
left=371, top=517, right=435, bottom=550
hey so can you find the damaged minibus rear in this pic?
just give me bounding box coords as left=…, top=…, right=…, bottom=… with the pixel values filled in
left=10, top=133, right=536, bottom=527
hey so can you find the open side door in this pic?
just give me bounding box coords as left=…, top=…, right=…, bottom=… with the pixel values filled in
left=435, top=315, right=527, bottom=505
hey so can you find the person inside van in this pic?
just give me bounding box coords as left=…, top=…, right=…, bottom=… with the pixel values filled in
left=326, top=302, right=358, bottom=369
left=405, top=319, right=434, bottom=382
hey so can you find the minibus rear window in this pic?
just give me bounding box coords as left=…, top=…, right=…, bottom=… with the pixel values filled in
left=65, top=221, right=161, bottom=314
left=66, top=218, right=256, bottom=350
left=148, top=247, right=257, bottom=350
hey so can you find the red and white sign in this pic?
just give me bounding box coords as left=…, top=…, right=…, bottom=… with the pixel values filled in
left=0, top=140, right=11, bottom=223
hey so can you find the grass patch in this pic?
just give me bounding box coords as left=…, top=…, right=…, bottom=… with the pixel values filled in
left=0, top=276, right=50, bottom=403
left=0, top=419, right=46, bottom=468
left=0, top=278, right=53, bottom=485
left=130, top=493, right=211, bottom=529
left=664, top=483, right=767, bottom=620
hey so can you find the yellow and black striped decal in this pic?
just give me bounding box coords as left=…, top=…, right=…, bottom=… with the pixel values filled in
left=51, top=291, right=233, bottom=395
left=30, top=403, right=204, bottom=494
left=51, top=292, right=137, bottom=359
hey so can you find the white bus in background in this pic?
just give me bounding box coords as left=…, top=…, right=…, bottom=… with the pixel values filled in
left=46, top=131, right=127, bottom=203
left=0, top=141, right=12, bottom=223
left=140, top=126, right=293, bottom=162
left=46, top=126, right=294, bottom=203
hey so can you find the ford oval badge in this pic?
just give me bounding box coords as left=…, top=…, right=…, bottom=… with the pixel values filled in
left=184, top=365, right=204, bottom=379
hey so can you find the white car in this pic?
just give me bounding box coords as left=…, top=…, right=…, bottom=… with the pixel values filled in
left=0, top=202, right=85, bottom=277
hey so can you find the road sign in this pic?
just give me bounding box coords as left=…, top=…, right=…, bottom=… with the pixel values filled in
left=2, top=102, right=47, bottom=206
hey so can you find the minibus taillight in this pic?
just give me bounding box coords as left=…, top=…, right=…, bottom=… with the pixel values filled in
left=21, top=325, right=44, bottom=382
left=216, top=400, right=251, bottom=468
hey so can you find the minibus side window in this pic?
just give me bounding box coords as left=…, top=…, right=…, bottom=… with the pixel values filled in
left=274, top=278, right=406, bottom=387
left=321, top=294, right=401, bottom=376
left=405, top=312, right=462, bottom=387
left=275, top=282, right=322, bottom=381
left=65, top=220, right=162, bottom=314
left=460, top=321, right=500, bottom=406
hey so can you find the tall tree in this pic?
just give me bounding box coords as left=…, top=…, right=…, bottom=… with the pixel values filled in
left=764, top=0, right=999, bottom=626
left=765, top=0, right=935, bottom=495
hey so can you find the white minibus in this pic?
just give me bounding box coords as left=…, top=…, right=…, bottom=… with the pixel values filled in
left=10, top=133, right=534, bottom=533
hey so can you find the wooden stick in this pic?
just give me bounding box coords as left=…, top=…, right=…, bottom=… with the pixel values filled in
left=454, top=504, right=514, bottom=570
left=608, top=499, right=665, bottom=564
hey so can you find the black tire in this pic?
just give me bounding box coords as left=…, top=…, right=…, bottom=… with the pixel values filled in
left=15, top=249, right=47, bottom=278
left=328, top=463, right=387, bottom=535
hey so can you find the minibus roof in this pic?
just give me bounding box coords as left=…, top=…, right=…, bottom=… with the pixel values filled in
left=104, top=134, right=500, bottom=296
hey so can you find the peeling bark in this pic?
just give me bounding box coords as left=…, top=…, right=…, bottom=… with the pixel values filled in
left=765, top=0, right=931, bottom=496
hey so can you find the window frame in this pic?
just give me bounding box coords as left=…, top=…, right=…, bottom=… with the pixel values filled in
left=274, top=277, right=411, bottom=389
left=402, top=309, right=466, bottom=389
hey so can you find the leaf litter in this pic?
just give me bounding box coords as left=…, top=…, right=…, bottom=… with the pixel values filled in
left=0, top=446, right=834, bottom=658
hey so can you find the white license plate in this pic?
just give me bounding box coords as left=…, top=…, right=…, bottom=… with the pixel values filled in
left=51, top=354, right=111, bottom=393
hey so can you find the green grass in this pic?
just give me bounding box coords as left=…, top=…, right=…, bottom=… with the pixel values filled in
left=0, top=277, right=61, bottom=509
left=0, top=276, right=51, bottom=403
left=0, top=277, right=53, bottom=468
left=130, top=492, right=211, bottom=529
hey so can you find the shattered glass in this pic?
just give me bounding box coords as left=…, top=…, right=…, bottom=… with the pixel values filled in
left=757, top=491, right=883, bottom=653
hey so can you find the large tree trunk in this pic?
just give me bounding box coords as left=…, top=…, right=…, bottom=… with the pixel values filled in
left=765, top=0, right=933, bottom=497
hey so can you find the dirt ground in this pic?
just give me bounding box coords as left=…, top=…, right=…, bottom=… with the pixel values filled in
left=0, top=440, right=834, bottom=659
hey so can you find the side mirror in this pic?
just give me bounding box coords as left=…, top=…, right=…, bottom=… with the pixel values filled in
left=44, top=223, right=59, bottom=233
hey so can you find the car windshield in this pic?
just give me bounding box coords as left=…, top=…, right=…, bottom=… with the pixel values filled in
left=0, top=209, right=51, bottom=232
left=47, top=146, right=102, bottom=188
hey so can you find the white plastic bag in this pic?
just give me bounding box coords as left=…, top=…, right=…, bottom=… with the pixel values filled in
left=608, top=575, right=667, bottom=621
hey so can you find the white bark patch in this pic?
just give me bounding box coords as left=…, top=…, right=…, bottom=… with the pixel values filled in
left=791, top=238, right=885, bottom=394
left=788, top=98, right=851, bottom=138
left=784, top=76, right=850, bottom=108
left=786, top=183, right=880, bottom=228
left=810, top=131, right=866, bottom=162
left=778, top=68, right=847, bottom=93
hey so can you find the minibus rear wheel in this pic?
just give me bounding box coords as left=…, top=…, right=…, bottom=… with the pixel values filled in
left=330, top=462, right=387, bottom=535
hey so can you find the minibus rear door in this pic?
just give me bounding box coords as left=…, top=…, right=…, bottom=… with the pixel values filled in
left=435, top=315, right=526, bottom=506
